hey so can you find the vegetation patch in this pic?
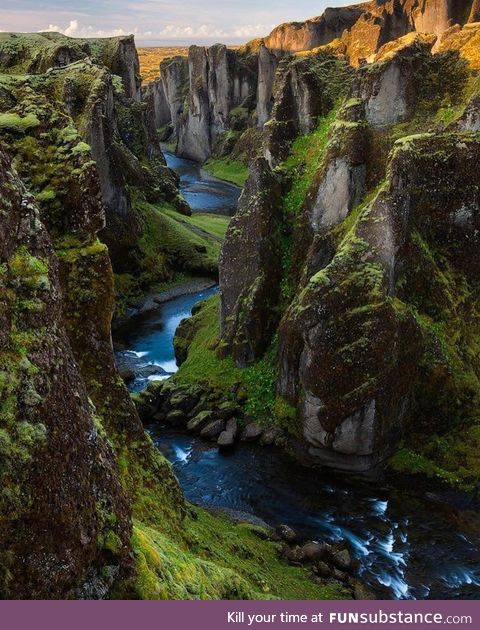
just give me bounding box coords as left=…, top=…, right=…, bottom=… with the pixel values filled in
left=281, top=108, right=339, bottom=216
left=203, top=157, right=248, bottom=187
left=0, top=112, right=40, bottom=132
left=127, top=508, right=348, bottom=600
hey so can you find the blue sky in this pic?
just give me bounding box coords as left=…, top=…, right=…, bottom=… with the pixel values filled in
left=0, top=0, right=356, bottom=45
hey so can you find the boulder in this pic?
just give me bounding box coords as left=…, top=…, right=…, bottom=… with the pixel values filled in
left=241, top=422, right=264, bottom=442
left=330, top=547, right=353, bottom=572
left=132, top=381, right=166, bottom=421
left=169, top=388, right=200, bottom=414
left=217, top=400, right=242, bottom=420
left=313, top=561, right=333, bottom=578
left=187, top=410, right=214, bottom=433
left=260, top=427, right=283, bottom=446
left=332, top=568, right=348, bottom=582
left=226, top=418, right=239, bottom=438
left=285, top=541, right=331, bottom=564
left=118, top=366, right=135, bottom=384
left=217, top=430, right=236, bottom=450
left=165, top=409, right=187, bottom=427
left=201, top=419, right=226, bottom=440
left=275, top=524, right=300, bottom=544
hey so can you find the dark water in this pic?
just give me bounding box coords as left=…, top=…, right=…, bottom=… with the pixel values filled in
left=149, top=423, right=480, bottom=601
left=164, top=150, right=241, bottom=215
left=115, top=150, right=480, bottom=600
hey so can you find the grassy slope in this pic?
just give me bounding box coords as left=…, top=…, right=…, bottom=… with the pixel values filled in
left=114, top=202, right=230, bottom=316
left=203, top=157, right=249, bottom=187
left=131, top=508, right=348, bottom=600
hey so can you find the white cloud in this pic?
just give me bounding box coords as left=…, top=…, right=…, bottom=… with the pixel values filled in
left=38, top=18, right=274, bottom=42
left=40, top=20, right=127, bottom=38
left=64, top=19, right=79, bottom=36
left=233, top=24, right=275, bottom=38
left=43, top=24, right=61, bottom=33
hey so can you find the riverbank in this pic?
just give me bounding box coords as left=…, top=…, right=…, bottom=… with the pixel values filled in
left=112, top=153, right=480, bottom=600
left=115, top=277, right=218, bottom=325
left=203, top=157, right=249, bottom=187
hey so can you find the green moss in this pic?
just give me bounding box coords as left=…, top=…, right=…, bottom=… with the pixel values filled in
left=0, top=245, right=51, bottom=525
left=243, top=340, right=278, bottom=422
left=0, top=112, right=40, bottom=132
left=388, top=448, right=462, bottom=486
left=71, top=141, right=91, bottom=155
left=56, top=237, right=107, bottom=263
left=203, top=157, right=248, bottom=187
left=273, top=396, right=300, bottom=436
left=228, top=105, right=249, bottom=130
left=9, top=246, right=49, bottom=289
left=100, top=529, right=123, bottom=554
left=174, top=295, right=243, bottom=390
left=134, top=200, right=224, bottom=287
left=282, top=108, right=338, bottom=217
left=128, top=508, right=348, bottom=601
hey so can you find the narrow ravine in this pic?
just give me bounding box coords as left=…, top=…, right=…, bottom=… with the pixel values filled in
left=114, top=152, right=480, bottom=601
left=163, top=150, right=241, bottom=215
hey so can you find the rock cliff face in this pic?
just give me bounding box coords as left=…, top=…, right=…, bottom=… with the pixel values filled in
left=176, top=44, right=257, bottom=162
left=470, top=0, right=480, bottom=21
left=219, top=160, right=282, bottom=365
left=158, top=56, right=189, bottom=136
left=264, top=51, right=354, bottom=168
left=0, top=144, right=134, bottom=599
left=0, top=32, right=141, bottom=100
left=256, top=44, right=279, bottom=128
left=216, top=22, right=480, bottom=473
left=143, top=78, right=172, bottom=130
left=263, top=5, right=365, bottom=53
left=155, top=0, right=477, bottom=166
left=262, top=0, right=476, bottom=57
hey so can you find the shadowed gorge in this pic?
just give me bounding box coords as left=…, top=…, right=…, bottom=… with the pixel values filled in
left=1, top=0, right=480, bottom=601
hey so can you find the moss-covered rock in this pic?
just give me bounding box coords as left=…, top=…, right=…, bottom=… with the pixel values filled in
left=217, top=29, right=480, bottom=480
left=219, top=159, right=283, bottom=366
left=0, top=146, right=132, bottom=599
left=0, top=32, right=141, bottom=99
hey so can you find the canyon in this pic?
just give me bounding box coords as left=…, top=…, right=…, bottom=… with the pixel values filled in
left=1, top=0, right=480, bottom=600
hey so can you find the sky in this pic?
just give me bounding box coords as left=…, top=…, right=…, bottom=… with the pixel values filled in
left=0, top=0, right=357, bottom=45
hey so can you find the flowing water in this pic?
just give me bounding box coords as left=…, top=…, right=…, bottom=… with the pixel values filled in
left=116, top=286, right=219, bottom=392
left=114, top=151, right=480, bottom=601
left=163, top=150, right=241, bottom=215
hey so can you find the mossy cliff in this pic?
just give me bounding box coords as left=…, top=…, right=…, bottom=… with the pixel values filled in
left=0, top=31, right=349, bottom=599
left=177, top=26, right=480, bottom=486
left=154, top=0, right=479, bottom=168
left=0, top=147, right=133, bottom=598
left=0, top=35, right=222, bottom=317
left=0, top=32, right=141, bottom=99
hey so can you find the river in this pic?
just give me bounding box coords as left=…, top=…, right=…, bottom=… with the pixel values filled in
left=114, top=152, right=480, bottom=601
left=164, top=150, right=241, bottom=215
